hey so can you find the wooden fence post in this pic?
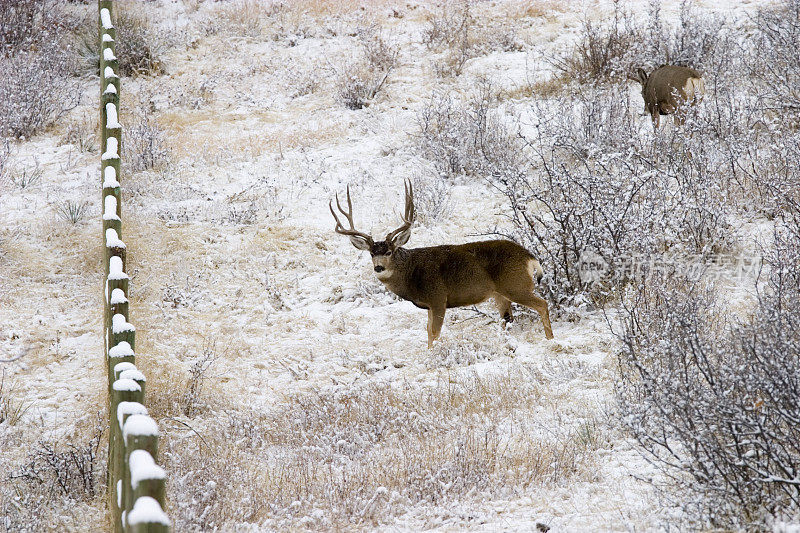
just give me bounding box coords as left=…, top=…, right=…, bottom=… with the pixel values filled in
left=110, top=379, right=143, bottom=533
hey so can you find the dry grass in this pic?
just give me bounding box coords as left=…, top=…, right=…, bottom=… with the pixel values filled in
left=502, top=75, right=571, bottom=100
left=159, top=369, right=606, bottom=530
left=160, top=109, right=348, bottom=161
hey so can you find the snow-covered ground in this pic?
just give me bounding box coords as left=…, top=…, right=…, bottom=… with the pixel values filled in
left=0, top=0, right=767, bottom=531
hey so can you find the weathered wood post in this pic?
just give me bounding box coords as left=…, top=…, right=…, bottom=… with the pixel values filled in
left=110, top=378, right=143, bottom=532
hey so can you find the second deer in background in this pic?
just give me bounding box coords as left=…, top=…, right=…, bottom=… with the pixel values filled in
left=635, top=65, right=705, bottom=127
left=330, top=181, right=554, bottom=347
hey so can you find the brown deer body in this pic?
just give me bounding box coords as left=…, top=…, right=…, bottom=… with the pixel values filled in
left=636, top=65, right=705, bottom=127
left=330, top=182, right=554, bottom=347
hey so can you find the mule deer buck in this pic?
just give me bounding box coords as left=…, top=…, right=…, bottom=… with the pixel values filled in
left=635, top=65, right=705, bottom=127
left=330, top=181, right=554, bottom=347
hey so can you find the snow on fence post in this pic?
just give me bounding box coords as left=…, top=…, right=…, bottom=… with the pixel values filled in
left=99, top=2, right=171, bottom=531
left=128, top=497, right=171, bottom=533
left=110, top=378, right=144, bottom=532
left=122, top=415, right=169, bottom=531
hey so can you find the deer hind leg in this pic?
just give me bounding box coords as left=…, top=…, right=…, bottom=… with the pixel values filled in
left=500, top=290, right=554, bottom=340
left=494, top=295, right=513, bottom=323
left=427, top=304, right=446, bottom=348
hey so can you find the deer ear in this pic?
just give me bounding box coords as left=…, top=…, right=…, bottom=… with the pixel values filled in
left=349, top=235, right=372, bottom=251
left=637, top=68, right=648, bottom=85
left=389, top=228, right=411, bottom=248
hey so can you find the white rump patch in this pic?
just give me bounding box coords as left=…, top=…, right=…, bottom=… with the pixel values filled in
left=527, top=259, right=543, bottom=283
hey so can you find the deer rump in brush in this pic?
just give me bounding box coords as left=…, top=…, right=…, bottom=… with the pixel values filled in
left=635, top=64, right=705, bottom=127
left=330, top=181, right=554, bottom=347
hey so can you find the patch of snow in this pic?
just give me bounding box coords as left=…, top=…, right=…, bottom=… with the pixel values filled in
left=116, top=401, right=148, bottom=430
left=103, top=166, right=120, bottom=188
left=129, top=450, right=166, bottom=488
left=101, top=137, right=119, bottom=160
left=112, top=378, right=141, bottom=393
left=119, top=368, right=146, bottom=383
left=100, top=9, right=112, bottom=30
left=108, top=341, right=134, bottom=359
left=106, top=103, right=121, bottom=129
left=127, top=497, right=171, bottom=527
left=103, top=195, right=120, bottom=221
left=110, top=288, right=128, bottom=305
left=111, top=314, right=135, bottom=334
left=123, top=414, right=160, bottom=442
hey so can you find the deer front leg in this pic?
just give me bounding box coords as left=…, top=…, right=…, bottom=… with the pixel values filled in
left=427, top=303, right=446, bottom=348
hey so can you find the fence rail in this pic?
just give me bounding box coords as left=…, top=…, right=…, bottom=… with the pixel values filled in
left=99, top=1, right=171, bottom=531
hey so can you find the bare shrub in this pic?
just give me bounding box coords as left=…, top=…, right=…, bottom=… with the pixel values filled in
left=416, top=84, right=520, bottom=179
left=333, top=27, right=398, bottom=110
left=750, top=0, right=800, bottom=116
left=550, top=1, right=644, bottom=84
left=0, top=48, right=81, bottom=139
left=2, top=416, right=106, bottom=530
left=59, top=113, right=97, bottom=153
left=182, top=341, right=220, bottom=417
left=335, top=62, right=390, bottom=110
left=54, top=200, right=90, bottom=225
left=9, top=416, right=105, bottom=500
left=614, top=220, right=800, bottom=529
left=410, top=173, right=452, bottom=225
left=0, top=0, right=71, bottom=56
left=358, top=26, right=398, bottom=73
left=0, top=370, right=33, bottom=426
left=9, top=159, right=43, bottom=189
left=491, top=86, right=737, bottom=309
left=553, top=0, right=730, bottom=85
left=422, top=1, right=471, bottom=51
left=123, top=112, right=170, bottom=173
left=423, top=2, right=521, bottom=78
left=114, top=5, right=168, bottom=77
left=202, top=0, right=288, bottom=38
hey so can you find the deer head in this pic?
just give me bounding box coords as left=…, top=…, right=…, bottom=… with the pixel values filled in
left=329, top=180, right=415, bottom=280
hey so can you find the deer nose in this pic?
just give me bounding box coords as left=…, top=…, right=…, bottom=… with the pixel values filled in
left=374, top=265, right=385, bottom=273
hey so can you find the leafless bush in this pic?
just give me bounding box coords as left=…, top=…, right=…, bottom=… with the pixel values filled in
left=123, top=112, right=169, bottom=172
left=750, top=0, right=800, bottom=116
left=114, top=6, right=168, bottom=77
left=202, top=0, right=288, bottom=39
left=410, top=173, right=452, bottom=225
left=614, top=220, right=800, bottom=529
left=9, top=416, right=105, bottom=500
left=491, top=86, right=737, bottom=309
left=358, top=26, right=398, bottom=73
left=0, top=140, right=11, bottom=184
left=333, top=27, right=398, bottom=110
left=10, top=159, right=43, bottom=189
left=553, top=0, right=730, bottom=85
left=0, top=0, right=73, bottom=56
left=0, top=371, right=33, bottom=426
left=182, top=341, right=219, bottom=417
left=551, top=0, right=644, bottom=84
left=422, top=1, right=471, bottom=51
left=423, top=1, right=521, bottom=78
left=54, top=200, right=90, bottom=225
left=417, top=85, right=520, bottom=179
left=0, top=47, right=81, bottom=139
left=59, top=113, right=97, bottom=153
left=224, top=202, right=258, bottom=225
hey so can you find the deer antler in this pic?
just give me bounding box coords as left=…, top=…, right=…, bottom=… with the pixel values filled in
left=385, top=179, right=415, bottom=243
left=330, top=185, right=373, bottom=246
